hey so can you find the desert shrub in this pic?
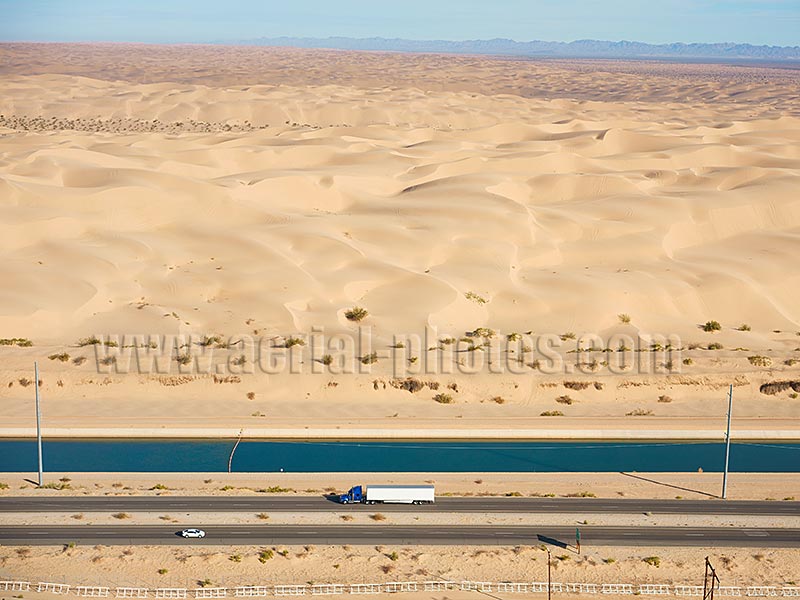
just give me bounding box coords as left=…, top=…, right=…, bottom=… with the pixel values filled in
left=505, top=491, right=523, bottom=497
left=491, top=396, right=505, bottom=404
left=555, top=395, right=574, bottom=405
left=99, top=356, right=117, bottom=366
left=175, top=353, right=192, bottom=365
left=627, top=408, right=653, bottom=416
left=256, top=513, right=269, bottom=520
left=41, top=481, right=71, bottom=490
left=748, top=355, right=772, bottom=367
left=790, top=393, right=799, bottom=399
left=408, top=356, right=418, bottom=364
left=199, top=335, right=222, bottom=347
left=157, top=569, right=168, bottom=575
left=48, top=352, right=70, bottom=362
left=199, top=579, right=213, bottom=588
left=390, top=378, right=425, bottom=393
left=683, top=358, right=693, bottom=366
left=72, top=356, right=87, bottom=365
left=263, top=486, right=291, bottom=493
left=785, top=359, right=799, bottom=366
left=618, top=314, right=631, bottom=324
left=112, top=512, right=130, bottom=519
left=388, top=551, right=399, bottom=561
left=246, top=392, right=256, bottom=400
left=560, top=332, right=576, bottom=341
left=77, top=336, right=102, bottom=346
left=658, top=395, right=672, bottom=403
left=0, top=338, right=33, bottom=347
left=433, top=393, right=453, bottom=404
left=707, top=342, right=724, bottom=350
left=320, top=354, right=333, bottom=365
left=702, top=321, right=722, bottom=332
left=258, top=549, right=274, bottom=563
left=0, top=482, right=8, bottom=489
left=229, top=553, right=242, bottom=563
left=506, top=332, right=521, bottom=341
left=361, top=352, right=378, bottom=365
left=565, top=491, right=596, bottom=498
left=345, top=306, right=368, bottom=322
left=150, top=484, right=168, bottom=490
left=604, top=558, right=616, bottom=564
left=540, top=411, right=564, bottom=416
left=232, top=355, right=247, bottom=366
left=465, top=291, right=488, bottom=304
left=440, top=337, right=456, bottom=345
left=470, top=327, right=495, bottom=338
left=564, top=381, right=590, bottom=390
left=283, top=336, right=305, bottom=348
left=737, top=324, right=752, bottom=331
left=370, top=513, right=386, bottom=521
left=18, top=378, right=32, bottom=387
left=643, top=556, right=661, bottom=567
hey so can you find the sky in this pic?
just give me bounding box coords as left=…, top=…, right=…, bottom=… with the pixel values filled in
left=1, top=0, right=798, bottom=46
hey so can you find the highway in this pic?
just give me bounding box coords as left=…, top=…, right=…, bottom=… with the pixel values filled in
left=2, top=496, right=798, bottom=515
left=1, top=524, right=798, bottom=547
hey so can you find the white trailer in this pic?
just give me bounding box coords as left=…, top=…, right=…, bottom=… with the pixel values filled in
left=338, top=484, right=435, bottom=504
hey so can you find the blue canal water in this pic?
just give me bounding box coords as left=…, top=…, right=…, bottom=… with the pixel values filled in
left=0, top=439, right=798, bottom=472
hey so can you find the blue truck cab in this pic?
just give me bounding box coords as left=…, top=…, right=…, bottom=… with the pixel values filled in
left=339, top=485, right=363, bottom=504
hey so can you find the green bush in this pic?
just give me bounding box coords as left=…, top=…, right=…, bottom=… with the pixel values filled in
left=360, top=352, right=378, bottom=365
left=0, top=338, right=33, bottom=347
left=702, top=321, right=722, bottom=332
left=284, top=336, right=305, bottom=348
left=643, top=556, right=661, bottom=567
left=258, top=549, right=274, bottom=563
left=707, top=342, right=724, bottom=350
left=540, top=411, right=564, bottom=417
left=737, top=324, right=752, bottom=331
left=345, top=306, right=368, bottom=322
left=618, top=314, right=631, bottom=324
left=433, top=393, right=453, bottom=404
left=48, top=352, right=70, bottom=362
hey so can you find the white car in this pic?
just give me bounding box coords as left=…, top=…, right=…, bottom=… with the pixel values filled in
left=180, top=529, right=206, bottom=539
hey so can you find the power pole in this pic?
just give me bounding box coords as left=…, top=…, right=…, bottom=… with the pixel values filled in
left=703, top=556, right=720, bottom=600
left=34, top=361, right=43, bottom=487
left=721, top=384, right=733, bottom=499
left=545, top=547, right=551, bottom=600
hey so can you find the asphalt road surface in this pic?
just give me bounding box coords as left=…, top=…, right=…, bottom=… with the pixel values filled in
left=1, top=524, right=798, bottom=547
left=2, top=496, right=798, bottom=515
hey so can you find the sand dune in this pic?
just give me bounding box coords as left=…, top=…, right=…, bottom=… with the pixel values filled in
left=0, top=46, right=798, bottom=435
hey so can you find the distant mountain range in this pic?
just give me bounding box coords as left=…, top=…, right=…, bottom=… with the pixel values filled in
left=230, top=36, right=800, bottom=61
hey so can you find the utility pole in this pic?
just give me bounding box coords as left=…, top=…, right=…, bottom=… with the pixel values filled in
left=721, top=384, right=733, bottom=499
left=544, top=547, right=552, bottom=600
left=703, top=556, right=720, bottom=600
left=34, top=361, right=43, bottom=487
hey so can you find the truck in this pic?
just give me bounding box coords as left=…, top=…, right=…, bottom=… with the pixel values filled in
left=337, top=484, right=435, bottom=505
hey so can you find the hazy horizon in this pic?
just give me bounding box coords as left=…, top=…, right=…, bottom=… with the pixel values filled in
left=2, top=0, right=798, bottom=47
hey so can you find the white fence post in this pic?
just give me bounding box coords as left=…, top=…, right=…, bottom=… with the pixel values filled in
left=38, top=583, right=71, bottom=595
left=747, top=588, right=779, bottom=597
left=193, top=588, right=227, bottom=598
left=116, top=588, right=149, bottom=598
left=638, top=584, right=671, bottom=595
left=0, top=582, right=31, bottom=592
left=75, top=586, right=111, bottom=597
left=781, top=589, right=800, bottom=597
left=154, top=589, right=188, bottom=599
left=274, top=585, right=308, bottom=596
left=675, top=586, right=706, bottom=597
left=233, top=587, right=271, bottom=597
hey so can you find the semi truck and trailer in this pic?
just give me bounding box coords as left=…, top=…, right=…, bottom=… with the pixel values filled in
left=337, top=484, right=435, bottom=504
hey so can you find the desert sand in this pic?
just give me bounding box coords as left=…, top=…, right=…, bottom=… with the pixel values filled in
left=1, top=43, right=800, bottom=595
left=0, top=45, right=799, bottom=438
